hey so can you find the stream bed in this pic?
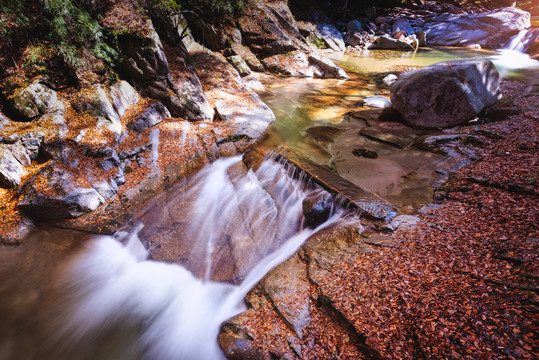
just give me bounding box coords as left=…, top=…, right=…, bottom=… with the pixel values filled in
left=0, top=46, right=537, bottom=360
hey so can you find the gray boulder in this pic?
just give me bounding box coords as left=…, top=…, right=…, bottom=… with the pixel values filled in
left=127, top=102, right=171, bottom=132
left=370, top=35, right=417, bottom=51
left=17, top=164, right=105, bottom=219
left=9, top=141, right=31, bottom=167
left=424, top=7, right=531, bottom=49
left=0, top=113, right=9, bottom=130
left=20, top=132, right=44, bottom=160
left=0, top=147, right=24, bottom=187
left=391, top=58, right=502, bottom=129
left=8, top=82, right=64, bottom=121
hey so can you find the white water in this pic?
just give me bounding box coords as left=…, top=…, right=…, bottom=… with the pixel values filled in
left=505, top=29, right=529, bottom=52
left=490, top=49, right=539, bottom=76
left=38, top=156, right=351, bottom=359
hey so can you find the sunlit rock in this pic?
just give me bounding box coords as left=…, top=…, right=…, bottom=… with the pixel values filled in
left=226, top=55, right=252, bottom=77
left=424, top=7, right=531, bottom=49
left=110, top=80, right=139, bottom=117
left=0, top=146, right=24, bottom=187
left=391, top=58, right=502, bottom=129
left=18, top=164, right=105, bottom=219
left=364, top=95, right=392, bottom=108
left=8, top=82, right=64, bottom=121
left=73, top=85, right=122, bottom=135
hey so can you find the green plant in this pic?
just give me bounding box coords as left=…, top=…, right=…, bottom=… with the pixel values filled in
left=0, top=0, right=116, bottom=71
left=307, top=35, right=327, bottom=49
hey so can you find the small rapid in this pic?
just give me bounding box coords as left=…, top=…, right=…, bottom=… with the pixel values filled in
left=3, top=156, right=353, bottom=360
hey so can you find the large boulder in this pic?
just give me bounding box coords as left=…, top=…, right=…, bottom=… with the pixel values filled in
left=391, top=58, right=502, bottom=129
left=424, top=7, right=531, bottom=49
left=7, top=82, right=64, bottom=121
left=392, top=18, right=414, bottom=36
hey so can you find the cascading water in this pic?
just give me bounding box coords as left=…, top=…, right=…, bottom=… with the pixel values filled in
left=504, top=29, right=529, bottom=52
left=6, top=156, right=353, bottom=360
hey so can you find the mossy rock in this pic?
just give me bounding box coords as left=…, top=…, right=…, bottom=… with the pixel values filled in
left=8, top=83, right=63, bottom=121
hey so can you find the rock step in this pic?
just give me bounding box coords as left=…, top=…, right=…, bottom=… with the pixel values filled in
left=273, top=147, right=396, bottom=221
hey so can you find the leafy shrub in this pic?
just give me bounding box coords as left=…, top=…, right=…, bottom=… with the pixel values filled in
left=0, top=0, right=115, bottom=71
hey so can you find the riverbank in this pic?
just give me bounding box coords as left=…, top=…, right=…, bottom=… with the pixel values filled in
left=219, top=80, right=538, bottom=359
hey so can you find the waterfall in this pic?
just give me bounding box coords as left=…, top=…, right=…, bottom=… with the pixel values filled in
left=504, top=29, right=529, bottom=52
left=29, top=156, right=353, bottom=360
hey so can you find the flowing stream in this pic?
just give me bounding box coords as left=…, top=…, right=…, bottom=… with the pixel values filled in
left=0, top=45, right=537, bottom=360
left=0, top=156, right=352, bottom=360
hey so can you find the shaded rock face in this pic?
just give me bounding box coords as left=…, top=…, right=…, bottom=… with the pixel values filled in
left=117, top=20, right=213, bottom=121
left=424, top=7, right=531, bottom=49
left=302, top=191, right=334, bottom=229
left=200, top=0, right=349, bottom=79
left=391, top=58, right=502, bottom=129
left=392, top=18, right=414, bottom=36
left=127, top=102, right=171, bottom=132
left=317, top=23, right=346, bottom=51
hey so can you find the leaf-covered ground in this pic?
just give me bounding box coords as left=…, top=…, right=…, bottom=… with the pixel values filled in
left=227, top=81, right=538, bottom=359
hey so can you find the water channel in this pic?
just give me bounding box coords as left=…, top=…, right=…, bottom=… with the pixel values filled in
left=0, top=47, right=537, bottom=359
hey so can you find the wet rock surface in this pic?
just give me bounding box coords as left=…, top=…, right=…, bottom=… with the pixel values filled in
left=218, top=80, right=538, bottom=360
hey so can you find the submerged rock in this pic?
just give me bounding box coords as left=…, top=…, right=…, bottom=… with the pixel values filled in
left=391, top=58, right=502, bottom=129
